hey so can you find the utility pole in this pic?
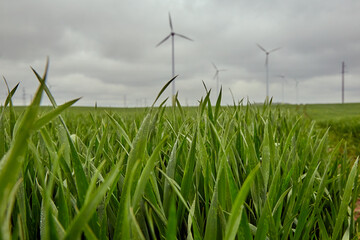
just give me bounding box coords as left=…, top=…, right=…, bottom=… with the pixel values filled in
left=342, top=61, right=345, bottom=104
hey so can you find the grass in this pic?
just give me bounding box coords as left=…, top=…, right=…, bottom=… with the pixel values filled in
left=293, top=103, right=360, bottom=158
left=1, top=63, right=360, bottom=239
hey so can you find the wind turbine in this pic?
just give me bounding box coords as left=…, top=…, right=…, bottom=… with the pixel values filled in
left=257, top=43, right=281, bottom=100
left=156, top=13, right=193, bottom=106
left=212, top=62, right=226, bottom=97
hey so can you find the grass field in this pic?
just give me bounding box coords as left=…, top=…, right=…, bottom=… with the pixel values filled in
left=1, top=66, right=360, bottom=239
left=293, top=103, right=360, bottom=158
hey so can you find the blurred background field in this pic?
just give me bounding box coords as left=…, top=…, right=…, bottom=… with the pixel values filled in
left=292, top=103, right=360, bottom=158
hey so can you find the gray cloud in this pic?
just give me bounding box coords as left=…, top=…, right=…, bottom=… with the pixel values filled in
left=1, top=0, right=359, bottom=106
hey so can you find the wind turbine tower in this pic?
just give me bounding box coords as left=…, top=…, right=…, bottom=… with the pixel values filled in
left=212, top=62, right=226, bottom=97
left=157, top=13, right=193, bottom=106
left=257, top=43, right=281, bottom=100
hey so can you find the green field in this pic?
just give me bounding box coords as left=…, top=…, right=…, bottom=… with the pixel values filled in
left=293, top=103, right=360, bottom=158
left=1, top=67, right=360, bottom=239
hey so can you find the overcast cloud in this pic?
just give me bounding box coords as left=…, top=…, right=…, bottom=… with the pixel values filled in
left=1, top=0, right=359, bottom=107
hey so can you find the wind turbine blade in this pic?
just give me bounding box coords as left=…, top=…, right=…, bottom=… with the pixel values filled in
left=211, top=62, right=218, bottom=70
left=175, top=33, right=193, bottom=41
left=269, top=47, right=281, bottom=53
left=156, top=34, right=171, bottom=47
left=256, top=43, right=267, bottom=53
left=219, top=69, right=227, bottom=72
left=168, top=12, right=173, bottom=31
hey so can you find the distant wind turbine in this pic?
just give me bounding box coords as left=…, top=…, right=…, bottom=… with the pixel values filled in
left=156, top=13, right=193, bottom=106
left=257, top=43, right=281, bottom=100
left=212, top=62, right=226, bottom=97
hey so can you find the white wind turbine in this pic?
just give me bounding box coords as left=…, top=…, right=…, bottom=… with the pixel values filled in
left=212, top=62, right=226, bottom=97
left=257, top=43, right=281, bottom=100
left=156, top=13, right=193, bottom=106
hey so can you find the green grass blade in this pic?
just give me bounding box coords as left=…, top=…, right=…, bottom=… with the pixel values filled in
left=129, top=207, right=146, bottom=240
left=151, top=76, right=176, bottom=107
left=237, top=208, right=252, bottom=240
left=0, top=65, right=47, bottom=221
left=94, top=123, right=110, bottom=166
left=332, top=158, right=358, bottom=240
left=32, top=98, right=81, bottom=131
left=166, top=197, right=177, bottom=240
left=63, top=154, right=125, bottom=239
left=0, top=113, right=5, bottom=159
left=107, top=113, right=133, bottom=148
left=132, top=136, right=168, bottom=208
left=159, top=169, right=190, bottom=212
left=224, top=164, right=260, bottom=240
left=1, top=178, right=22, bottom=240
left=261, top=120, right=271, bottom=192
left=203, top=178, right=219, bottom=240
left=2, top=80, right=19, bottom=139
left=66, top=132, right=89, bottom=208
left=179, top=130, right=197, bottom=216
left=2, top=79, right=19, bottom=108
left=113, top=113, right=152, bottom=239
left=214, top=87, right=222, bottom=121
left=163, top=138, right=179, bottom=214
left=318, top=216, right=330, bottom=240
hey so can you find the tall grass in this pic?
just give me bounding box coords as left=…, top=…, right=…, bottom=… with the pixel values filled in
left=0, top=63, right=359, bottom=239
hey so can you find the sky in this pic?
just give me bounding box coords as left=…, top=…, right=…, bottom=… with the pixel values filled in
left=1, top=0, right=359, bottom=107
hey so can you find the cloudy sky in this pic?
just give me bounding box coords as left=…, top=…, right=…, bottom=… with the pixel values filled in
left=1, top=0, right=359, bottom=107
